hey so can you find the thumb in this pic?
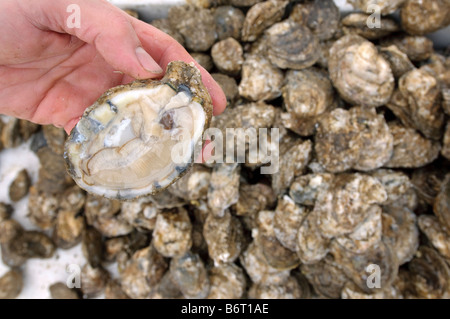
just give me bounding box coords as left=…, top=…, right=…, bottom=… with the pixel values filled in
left=33, top=0, right=163, bottom=79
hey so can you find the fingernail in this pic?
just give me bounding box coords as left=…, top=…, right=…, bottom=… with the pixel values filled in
left=135, top=47, right=163, bottom=74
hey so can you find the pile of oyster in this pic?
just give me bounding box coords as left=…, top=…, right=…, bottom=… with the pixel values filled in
left=1, top=0, right=450, bottom=299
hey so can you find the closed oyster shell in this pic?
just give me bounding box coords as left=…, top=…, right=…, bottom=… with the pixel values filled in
left=300, top=255, right=348, bottom=299
left=211, top=38, right=244, bottom=75
left=236, top=183, right=276, bottom=217
left=36, top=147, right=73, bottom=194
left=385, top=122, right=441, bottom=168
left=0, top=269, right=23, bottom=299
left=349, top=107, right=393, bottom=171
left=65, top=61, right=213, bottom=200
left=266, top=20, right=319, bottom=70
left=408, top=246, right=450, bottom=299
left=8, top=230, right=55, bottom=259
left=296, top=211, right=330, bottom=264
left=28, top=186, right=59, bottom=230
left=289, top=173, right=334, bottom=207
left=203, top=210, right=243, bottom=265
left=168, top=164, right=211, bottom=201
left=335, top=205, right=383, bottom=254
left=370, top=169, right=416, bottom=209
left=240, top=242, right=291, bottom=286
left=401, top=0, right=450, bottom=35
left=330, top=240, right=399, bottom=294
left=314, top=108, right=361, bottom=172
left=255, top=210, right=300, bottom=270
left=282, top=67, right=335, bottom=120
left=314, top=173, right=387, bottom=238
left=305, top=0, right=340, bottom=41
left=120, top=245, right=167, bottom=299
left=387, top=69, right=444, bottom=140
left=9, top=169, right=31, bottom=202
left=238, top=55, right=284, bottom=102
left=271, top=139, right=312, bottom=195
left=121, top=197, right=159, bottom=231
left=168, top=6, right=216, bottom=52
left=170, top=251, right=210, bottom=299
left=379, top=45, right=415, bottom=79
left=213, top=6, right=245, bottom=41
left=84, top=194, right=132, bottom=237
left=49, top=282, right=80, bottom=299
left=382, top=207, right=419, bottom=265
left=53, top=209, right=85, bottom=249
left=342, top=13, right=399, bottom=40
left=381, top=34, right=434, bottom=61
left=418, top=215, right=450, bottom=261
left=411, top=164, right=449, bottom=205
left=328, top=35, right=394, bottom=107
left=207, top=264, right=246, bottom=299
left=314, top=107, right=393, bottom=173
left=241, top=0, right=289, bottom=42
left=207, top=163, right=240, bottom=218
left=152, top=207, right=193, bottom=258
left=273, top=195, right=308, bottom=252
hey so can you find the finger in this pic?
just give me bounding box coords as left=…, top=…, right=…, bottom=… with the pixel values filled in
left=27, top=0, right=226, bottom=114
left=200, top=139, right=214, bottom=163
left=31, top=49, right=124, bottom=133
left=64, top=118, right=79, bottom=135
left=28, top=0, right=163, bottom=79
left=131, top=19, right=227, bottom=116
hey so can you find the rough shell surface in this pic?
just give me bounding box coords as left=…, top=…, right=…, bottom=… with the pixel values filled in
left=211, top=38, right=244, bottom=75
left=207, top=264, right=246, bottom=299
left=170, top=251, right=210, bottom=299
left=203, top=211, right=243, bottom=265
left=266, top=20, right=319, bottom=70
left=213, top=6, right=245, bottom=41
left=152, top=207, right=193, bottom=258
left=328, top=35, right=394, bottom=107
left=385, top=122, right=441, bottom=168
left=401, top=0, right=450, bottom=35
left=238, top=55, right=284, bottom=102
left=342, top=13, right=399, bottom=39
left=241, top=0, right=288, bottom=42
left=381, top=35, right=434, bottom=61
left=168, top=6, right=216, bottom=51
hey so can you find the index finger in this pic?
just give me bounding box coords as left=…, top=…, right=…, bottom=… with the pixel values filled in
left=131, top=18, right=227, bottom=116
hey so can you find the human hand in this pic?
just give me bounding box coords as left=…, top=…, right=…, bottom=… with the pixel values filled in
left=0, top=0, right=226, bottom=134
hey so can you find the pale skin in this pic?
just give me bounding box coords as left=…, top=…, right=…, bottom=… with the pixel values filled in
left=0, top=0, right=227, bottom=134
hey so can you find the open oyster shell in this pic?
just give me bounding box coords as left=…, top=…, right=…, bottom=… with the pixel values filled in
left=65, top=61, right=213, bottom=200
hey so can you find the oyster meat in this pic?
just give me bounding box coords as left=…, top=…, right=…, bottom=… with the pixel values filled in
left=65, top=61, right=213, bottom=200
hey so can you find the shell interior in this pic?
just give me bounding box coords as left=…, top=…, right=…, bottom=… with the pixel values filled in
left=66, top=83, right=206, bottom=200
